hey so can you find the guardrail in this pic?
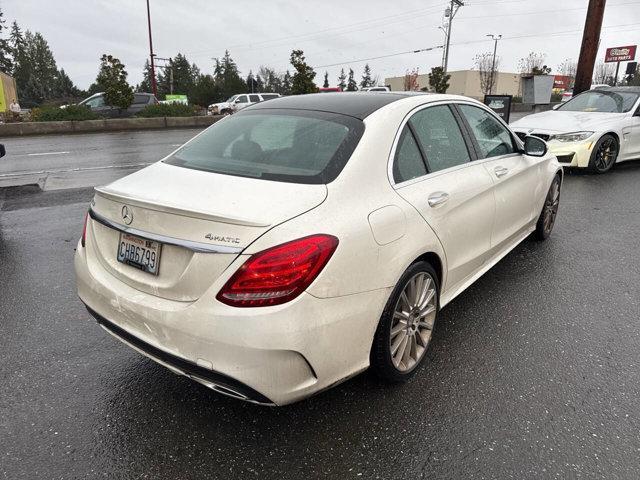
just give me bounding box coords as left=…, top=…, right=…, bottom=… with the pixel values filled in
left=0, top=115, right=223, bottom=137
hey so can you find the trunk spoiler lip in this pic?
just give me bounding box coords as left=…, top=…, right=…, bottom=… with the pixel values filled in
left=88, top=207, right=244, bottom=255
left=94, top=186, right=271, bottom=228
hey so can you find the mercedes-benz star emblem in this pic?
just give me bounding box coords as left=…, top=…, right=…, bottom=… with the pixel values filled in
left=121, top=205, right=133, bottom=225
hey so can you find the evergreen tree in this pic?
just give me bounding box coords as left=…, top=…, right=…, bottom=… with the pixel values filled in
left=360, top=64, right=373, bottom=89
left=213, top=50, right=246, bottom=99
left=258, top=66, right=282, bottom=93
left=246, top=70, right=257, bottom=92
left=0, top=6, right=12, bottom=73
left=20, top=31, right=59, bottom=104
left=137, top=59, right=153, bottom=93
left=9, top=21, right=28, bottom=97
left=282, top=70, right=292, bottom=95
left=346, top=68, right=357, bottom=91
left=290, top=49, right=316, bottom=94
left=428, top=66, right=450, bottom=93
left=337, top=68, right=346, bottom=91
left=54, top=68, right=78, bottom=97
left=189, top=74, right=220, bottom=107
left=95, top=54, right=133, bottom=109
left=256, top=74, right=264, bottom=92
left=323, top=71, right=329, bottom=88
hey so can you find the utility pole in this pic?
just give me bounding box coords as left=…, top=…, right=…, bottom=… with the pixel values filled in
left=573, top=0, right=607, bottom=95
left=443, top=0, right=464, bottom=74
left=487, top=34, right=502, bottom=94
left=145, top=0, right=157, bottom=97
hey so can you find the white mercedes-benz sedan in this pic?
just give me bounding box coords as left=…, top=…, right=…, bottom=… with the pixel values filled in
left=75, top=93, right=562, bottom=405
left=511, top=86, right=640, bottom=173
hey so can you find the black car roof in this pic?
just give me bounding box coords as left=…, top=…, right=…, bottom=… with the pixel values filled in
left=246, top=92, right=427, bottom=120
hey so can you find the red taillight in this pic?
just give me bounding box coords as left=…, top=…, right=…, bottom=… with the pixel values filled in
left=81, top=212, right=88, bottom=247
left=216, top=234, right=339, bottom=307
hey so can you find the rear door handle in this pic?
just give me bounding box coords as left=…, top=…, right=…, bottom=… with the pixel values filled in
left=494, top=166, right=509, bottom=178
left=428, top=191, right=449, bottom=207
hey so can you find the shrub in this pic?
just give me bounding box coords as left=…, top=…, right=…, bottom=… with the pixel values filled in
left=136, top=103, right=198, bottom=118
left=30, top=105, right=99, bottom=122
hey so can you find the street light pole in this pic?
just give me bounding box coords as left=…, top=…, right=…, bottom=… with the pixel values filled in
left=443, top=0, right=464, bottom=74
left=146, top=0, right=158, bottom=97
left=487, top=34, right=502, bottom=95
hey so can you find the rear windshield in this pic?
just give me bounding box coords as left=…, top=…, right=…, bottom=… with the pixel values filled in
left=164, top=109, right=364, bottom=184
left=559, top=90, right=640, bottom=113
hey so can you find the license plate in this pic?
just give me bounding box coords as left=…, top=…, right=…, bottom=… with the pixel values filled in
left=117, top=233, right=162, bottom=275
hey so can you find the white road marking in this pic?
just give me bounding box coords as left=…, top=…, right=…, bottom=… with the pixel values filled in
left=26, top=151, right=70, bottom=157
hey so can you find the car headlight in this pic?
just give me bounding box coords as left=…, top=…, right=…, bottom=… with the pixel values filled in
left=551, top=131, right=594, bottom=142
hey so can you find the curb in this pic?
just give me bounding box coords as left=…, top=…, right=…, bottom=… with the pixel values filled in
left=0, top=115, right=223, bottom=137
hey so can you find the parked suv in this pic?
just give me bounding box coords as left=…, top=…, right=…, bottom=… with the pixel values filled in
left=78, top=92, right=158, bottom=118
left=208, top=93, right=281, bottom=115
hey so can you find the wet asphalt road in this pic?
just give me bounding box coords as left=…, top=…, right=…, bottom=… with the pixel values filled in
left=2, top=160, right=640, bottom=479
left=0, top=129, right=201, bottom=190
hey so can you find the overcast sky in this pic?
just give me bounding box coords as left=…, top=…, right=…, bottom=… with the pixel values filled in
left=2, top=0, right=639, bottom=89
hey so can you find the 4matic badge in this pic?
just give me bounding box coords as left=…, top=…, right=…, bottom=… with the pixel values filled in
left=205, top=233, right=241, bottom=244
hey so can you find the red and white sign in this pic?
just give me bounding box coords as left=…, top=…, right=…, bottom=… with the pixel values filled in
left=553, top=75, right=572, bottom=90
left=605, top=45, right=637, bottom=63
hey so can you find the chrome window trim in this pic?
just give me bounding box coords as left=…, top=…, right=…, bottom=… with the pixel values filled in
left=388, top=99, right=524, bottom=189
left=88, top=208, right=243, bottom=254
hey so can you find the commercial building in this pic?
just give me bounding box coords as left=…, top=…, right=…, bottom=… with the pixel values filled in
left=385, top=70, right=523, bottom=99
left=0, top=71, right=18, bottom=114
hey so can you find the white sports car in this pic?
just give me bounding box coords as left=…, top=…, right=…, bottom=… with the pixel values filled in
left=75, top=93, right=561, bottom=405
left=511, top=86, right=640, bottom=173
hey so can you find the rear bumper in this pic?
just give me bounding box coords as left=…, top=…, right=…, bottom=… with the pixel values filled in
left=88, top=306, right=275, bottom=405
left=75, top=241, right=389, bottom=406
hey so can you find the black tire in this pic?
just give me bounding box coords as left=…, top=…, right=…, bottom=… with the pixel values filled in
left=534, top=174, right=561, bottom=240
left=370, top=261, right=439, bottom=382
left=587, top=134, right=619, bottom=174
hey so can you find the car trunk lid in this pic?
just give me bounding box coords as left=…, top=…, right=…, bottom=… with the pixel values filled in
left=87, top=162, right=327, bottom=302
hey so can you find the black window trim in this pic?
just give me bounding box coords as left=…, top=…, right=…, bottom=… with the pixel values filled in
left=389, top=101, right=482, bottom=188
left=392, top=124, right=429, bottom=184
left=451, top=102, right=523, bottom=159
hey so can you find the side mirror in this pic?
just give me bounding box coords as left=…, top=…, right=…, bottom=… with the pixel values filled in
left=0, top=144, right=5, bottom=158
left=524, top=135, right=547, bottom=157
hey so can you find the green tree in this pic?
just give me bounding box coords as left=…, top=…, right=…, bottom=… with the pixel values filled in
left=337, top=68, right=346, bottom=91
left=346, top=68, right=357, bottom=91
left=189, top=74, right=220, bottom=107
left=360, top=64, right=373, bottom=89
left=95, top=54, right=133, bottom=109
left=212, top=50, right=246, bottom=100
left=246, top=70, right=257, bottom=92
left=282, top=70, right=292, bottom=95
left=428, top=66, right=450, bottom=93
left=323, top=71, right=329, bottom=88
left=0, top=6, right=12, bottom=73
left=54, top=68, right=79, bottom=97
left=20, top=31, right=59, bottom=104
left=9, top=21, right=28, bottom=97
left=137, top=59, right=154, bottom=93
left=258, top=66, right=283, bottom=93
left=290, top=49, right=317, bottom=94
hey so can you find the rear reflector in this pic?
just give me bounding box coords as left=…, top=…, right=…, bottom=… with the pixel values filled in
left=216, top=234, right=339, bottom=307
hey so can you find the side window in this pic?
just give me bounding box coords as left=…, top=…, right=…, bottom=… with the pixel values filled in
left=133, top=94, right=149, bottom=105
left=392, top=126, right=427, bottom=183
left=84, top=95, right=106, bottom=108
left=409, top=105, right=471, bottom=173
left=236, top=95, right=248, bottom=104
left=249, top=95, right=261, bottom=103
left=458, top=104, right=515, bottom=159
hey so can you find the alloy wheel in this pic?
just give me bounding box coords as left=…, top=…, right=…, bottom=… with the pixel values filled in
left=543, top=178, right=560, bottom=235
left=389, top=272, right=437, bottom=372
left=594, top=137, right=618, bottom=172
